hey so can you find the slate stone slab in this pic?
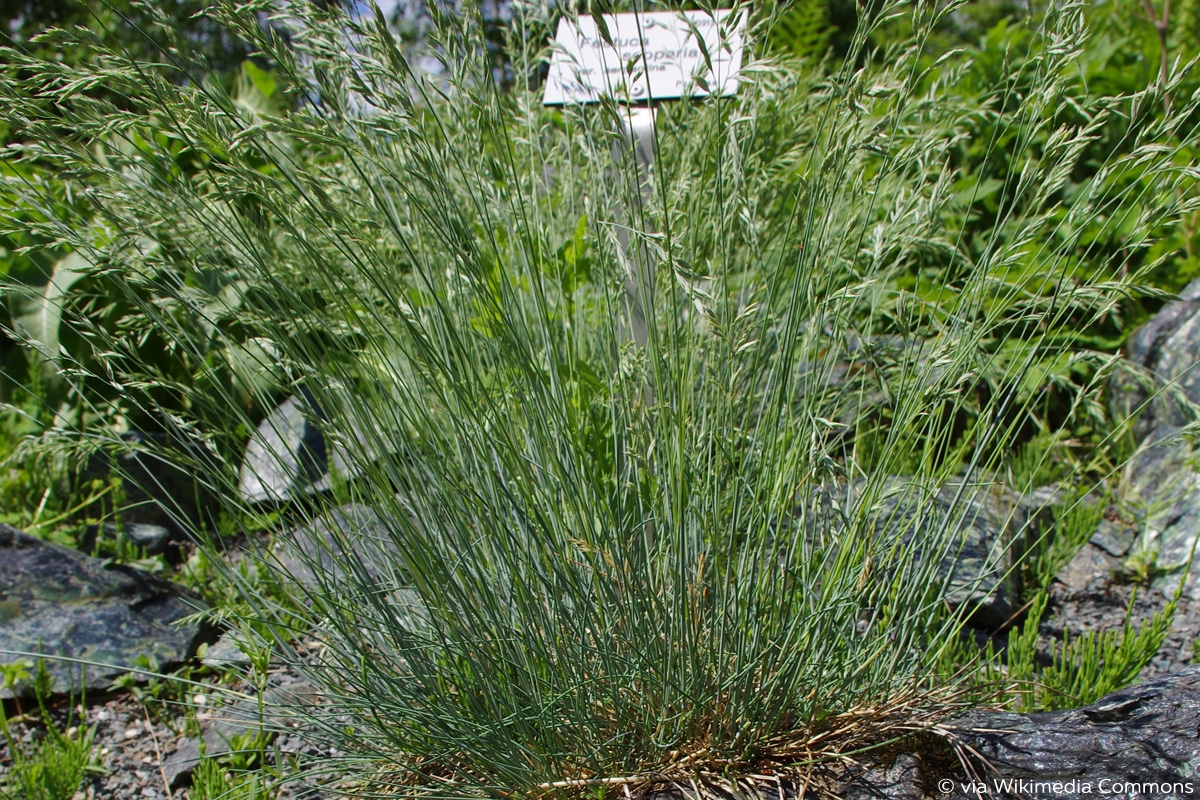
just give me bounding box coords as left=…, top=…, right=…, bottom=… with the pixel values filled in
left=198, top=631, right=253, bottom=670
left=1111, top=433, right=1200, bottom=601
left=0, top=525, right=208, bottom=696
left=239, top=392, right=376, bottom=504
left=271, top=504, right=401, bottom=588
left=948, top=667, right=1200, bottom=795
left=1041, top=436, right=1200, bottom=678
left=1089, top=517, right=1136, bottom=558
left=841, top=667, right=1200, bottom=799
left=1052, top=538, right=1122, bottom=595
left=869, top=479, right=1033, bottom=630
left=269, top=504, right=427, bottom=631
left=239, top=395, right=324, bottom=503
left=1111, top=276, right=1200, bottom=443
left=1102, top=284, right=1200, bottom=602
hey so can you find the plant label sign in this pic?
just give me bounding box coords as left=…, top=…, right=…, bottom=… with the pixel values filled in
left=543, top=9, right=746, bottom=105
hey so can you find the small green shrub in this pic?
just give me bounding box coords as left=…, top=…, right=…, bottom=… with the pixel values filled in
left=0, top=663, right=97, bottom=800
left=191, top=757, right=275, bottom=800
left=1007, top=589, right=1176, bottom=711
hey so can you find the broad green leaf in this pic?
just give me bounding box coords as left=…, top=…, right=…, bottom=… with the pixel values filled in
left=12, top=252, right=91, bottom=364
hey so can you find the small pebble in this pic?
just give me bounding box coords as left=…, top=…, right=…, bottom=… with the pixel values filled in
left=193, top=693, right=207, bottom=706
left=124, top=727, right=141, bottom=740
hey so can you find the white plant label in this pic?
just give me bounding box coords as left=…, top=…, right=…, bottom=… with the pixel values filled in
left=543, top=9, right=746, bottom=105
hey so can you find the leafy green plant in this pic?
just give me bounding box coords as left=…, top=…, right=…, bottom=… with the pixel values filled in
left=766, top=0, right=832, bottom=60
left=1002, top=590, right=1046, bottom=710
left=189, top=645, right=278, bottom=800
left=1002, top=583, right=1174, bottom=712
left=190, top=757, right=275, bottom=800
left=0, top=58, right=300, bottom=548
left=0, top=722, right=95, bottom=800
left=1123, top=542, right=1170, bottom=584
left=1, top=0, right=1198, bottom=796
left=1036, top=594, right=1176, bottom=710
left=0, top=662, right=97, bottom=800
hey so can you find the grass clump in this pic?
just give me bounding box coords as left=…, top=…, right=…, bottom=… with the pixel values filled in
left=1, top=0, right=1198, bottom=795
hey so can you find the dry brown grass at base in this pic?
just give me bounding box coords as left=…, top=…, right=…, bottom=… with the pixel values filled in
left=356, top=683, right=993, bottom=800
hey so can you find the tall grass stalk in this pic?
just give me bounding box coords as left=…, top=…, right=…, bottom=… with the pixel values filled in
left=1, top=0, right=1198, bottom=795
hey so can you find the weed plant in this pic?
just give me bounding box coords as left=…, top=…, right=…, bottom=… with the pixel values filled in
left=0, top=663, right=96, bottom=800
left=2, top=0, right=1199, bottom=796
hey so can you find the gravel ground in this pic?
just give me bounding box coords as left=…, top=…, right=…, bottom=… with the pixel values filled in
left=1, top=690, right=190, bottom=800
left=1042, top=536, right=1200, bottom=678
left=0, top=662, right=349, bottom=799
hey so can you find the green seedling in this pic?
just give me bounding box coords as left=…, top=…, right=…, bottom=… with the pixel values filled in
left=0, top=661, right=98, bottom=800
left=190, top=757, right=275, bottom=800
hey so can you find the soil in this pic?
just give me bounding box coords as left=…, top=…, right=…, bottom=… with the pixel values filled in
left=0, top=660, right=348, bottom=799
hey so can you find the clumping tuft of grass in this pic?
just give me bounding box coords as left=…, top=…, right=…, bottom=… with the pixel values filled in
left=1, top=0, right=1199, bottom=796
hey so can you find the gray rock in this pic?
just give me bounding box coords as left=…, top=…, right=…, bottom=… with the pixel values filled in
left=1034, top=434, right=1200, bottom=677
left=269, top=504, right=427, bottom=628
left=117, top=522, right=174, bottom=554
left=1112, top=277, right=1200, bottom=442
left=0, top=525, right=208, bottom=696
left=80, top=522, right=174, bottom=556
left=1053, top=538, right=1122, bottom=594
left=1113, top=433, right=1200, bottom=601
left=271, top=504, right=400, bottom=588
left=239, top=392, right=376, bottom=504
left=239, top=395, right=326, bottom=503
left=1105, top=284, right=1200, bottom=599
left=842, top=667, right=1200, bottom=799
left=869, top=478, right=1032, bottom=630
left=838, top=754, right=925, bottom=800
left=1089, top=518, right=1136, bottom=558
left=199, top=632, right=253, bottom=670
left=793, top=478, right=1044, bottom=632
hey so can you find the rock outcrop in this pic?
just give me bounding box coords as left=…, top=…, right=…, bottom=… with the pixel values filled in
left=1111, top=276, right=1200, bottom=442
left=841, top=666, right=1200, bottom=799
left=162, top=673, right=318, bottom=788
left=239, top=391, right=378, bottom=504
left=0, top=525, right=209, bottom=695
